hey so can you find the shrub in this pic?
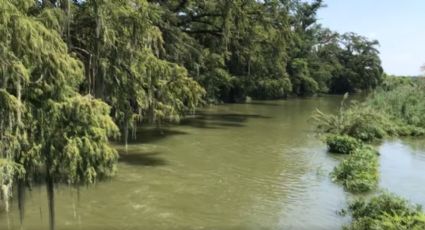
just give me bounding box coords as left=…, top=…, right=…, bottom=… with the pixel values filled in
left=344, top=193, right=425, bottom=230
left=341, top=106, right=395, bottom=142
left=326, top=134, right=362, bottom=154
left=313, top=98, right=393, bottom=142
left=331, top=146, right=379, bottom=193
left=314, top=101, right=423, bottom=142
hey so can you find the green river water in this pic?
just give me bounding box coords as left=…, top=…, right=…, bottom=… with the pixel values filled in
left=1, top=96, right=425, bottom=230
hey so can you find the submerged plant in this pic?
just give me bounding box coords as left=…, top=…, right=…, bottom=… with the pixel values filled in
left=331, top=146, right=379, bottom=193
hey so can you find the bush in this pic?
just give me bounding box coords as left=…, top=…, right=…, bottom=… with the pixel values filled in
left=313, top=98, right=394, bottom=142
left=341, top=107, right=394, bottom=141
left=344, top=193, right=425, bottom=230
left=326, top=134, right=362, bottom=154
left=331, top=146, right=379, bottom=193
left=314, top=101, right=424, bottom=142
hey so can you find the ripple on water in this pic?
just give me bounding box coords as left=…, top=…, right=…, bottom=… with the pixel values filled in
left=2, top=97, right=425, bottom=230
left=380, top=139, right=425, bottom=206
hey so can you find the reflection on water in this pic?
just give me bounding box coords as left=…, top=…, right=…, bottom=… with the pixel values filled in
left=1, top=95, right=425, bottom=230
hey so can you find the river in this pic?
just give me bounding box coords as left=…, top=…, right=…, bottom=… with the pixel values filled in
left=1, top=95, right=425, bottom=229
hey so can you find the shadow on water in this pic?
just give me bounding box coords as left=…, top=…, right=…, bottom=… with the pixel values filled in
left=119, top=151, right=167, bottom=167
left=181, top=113, right=272, bottom=129
left=180, top=119, right=246, bottom=129
left=121, top=112, right=271, bottom=146
left=128, top=128, right=188, bottom=144
left=197, top=113, right=272, bottom=122
left=242, top=101, right=281, bottom=107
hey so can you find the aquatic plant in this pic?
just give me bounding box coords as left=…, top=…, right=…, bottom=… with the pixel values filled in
left=331, top=146, right=379, bottom=193
left=325, top=134, right=362, bottom=154
left=314, top=96, right=424, bottom=142
left=344, top=193, right=425, bottom=230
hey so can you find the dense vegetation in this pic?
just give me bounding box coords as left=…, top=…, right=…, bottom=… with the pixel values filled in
left=366, top=78, right=425, bottom=132
left=0, top=0, right=394, bottom=229
left=325, top=134, right=361, bottom=154
left=315, top=77, right=425, bottom=193
left=331, top=146, right=379, bottom=192
left=155, top=0, right=384, bottom=100
left=315, top=77, right=425, bottom=143
left=315, top=77, right=425, bottom=228
left=344, top=193, right=425, bottom=230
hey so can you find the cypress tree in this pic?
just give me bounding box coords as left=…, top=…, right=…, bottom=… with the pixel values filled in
left=0, top=1, right=118, bottom=229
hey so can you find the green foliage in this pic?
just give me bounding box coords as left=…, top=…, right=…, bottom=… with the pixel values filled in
left=344, top=193, right=425, bottom=230
left=289, top=58, right=318, bottom=95
left=367, top=78, right=425, bottom=130
left=314, top=97, right=422, bottom=142
left=339, top=106, right=395, bottom=142
left=0, top=0, right=119, bottom=182
left=0, top=1, right=119, bottom=228
left=47, top=95, right=119, bottom=184
left=331, top=146, right=379, bottom=193
left=325, top=134, right=362, bottom=154
left=70, top=0, right=205, bottom=142
left=251, top=78, right=292, bottom=99
left=0, top=159, right=24, bottom=212
left=196, top=51, right=234, bottom=102
left=155, top=0, right=382, bottom=101
left=328, top=33, right=384, bottom=93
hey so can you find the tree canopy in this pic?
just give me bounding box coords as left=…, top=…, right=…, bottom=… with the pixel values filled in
left=154, top=0, right=383, bottom=100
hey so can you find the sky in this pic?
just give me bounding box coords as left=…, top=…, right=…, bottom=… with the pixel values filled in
left=317, top=0, right=425, bottom=76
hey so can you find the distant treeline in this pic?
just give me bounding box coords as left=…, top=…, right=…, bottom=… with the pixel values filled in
left=153, top=0, right=384, bottom=101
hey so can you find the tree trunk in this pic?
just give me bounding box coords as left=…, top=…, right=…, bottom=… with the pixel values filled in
left=17, top=180, right=25, bottom=224
left=61, top=0, right=71, bottom=47
left=46, top=165, right=55, bottom=230
left=124, top=122, right=128, bottom=152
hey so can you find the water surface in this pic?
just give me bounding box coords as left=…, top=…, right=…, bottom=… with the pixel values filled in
left=1, top=96, right=425, bottom=230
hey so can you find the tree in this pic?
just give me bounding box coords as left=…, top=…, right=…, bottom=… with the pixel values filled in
left=68, top=0, right=205, bottom=146
left=149, top=0, right=382, bottom=99
left=155, top=0, right=295, bottom=101
left=329, top=33, right=383, bottom=93
left=0, top=1, right=118, bottom=230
